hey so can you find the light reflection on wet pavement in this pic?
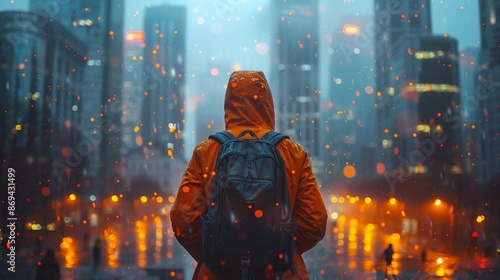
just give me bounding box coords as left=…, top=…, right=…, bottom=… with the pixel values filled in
left=5, top=214, right=499, bottom=280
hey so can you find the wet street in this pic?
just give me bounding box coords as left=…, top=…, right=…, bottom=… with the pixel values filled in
left=2, top=213, right=499, bottom=279
left=1, top=214, right=195, bottom=280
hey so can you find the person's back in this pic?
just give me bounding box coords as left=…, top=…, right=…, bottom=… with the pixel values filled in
left=170, top=70, right=328, bottom=279
left=36, top=248, right=60, bottom=280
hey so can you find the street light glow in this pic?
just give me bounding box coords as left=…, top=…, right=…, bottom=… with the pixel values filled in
left=434, top=199, right=442, bottom=206
left=126, top=30, right=145, bottom=41
left=69, top=194, right=76, bottom=201
left=476, top=215, right=485, bottom=223
left=343, top=24, right=360, bottom=35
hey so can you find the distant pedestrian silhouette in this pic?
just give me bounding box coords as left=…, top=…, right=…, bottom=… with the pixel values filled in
left=36, top=248, right=60, bottom=280
left=380, top=244, right=395, bottom=279
left=92, top=238, right=101, bottom=268
left=421, top=247, right=427, bottom=263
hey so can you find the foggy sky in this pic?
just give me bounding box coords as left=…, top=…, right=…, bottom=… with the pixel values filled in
left=1, top=0, right=481, bottom=62
left=1, top=0, right=481, bottom=156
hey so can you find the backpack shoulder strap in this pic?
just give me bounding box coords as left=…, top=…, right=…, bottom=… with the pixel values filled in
left=261, top=131, right=290, bottom=146
left=208, top=131, right=235, bottom=144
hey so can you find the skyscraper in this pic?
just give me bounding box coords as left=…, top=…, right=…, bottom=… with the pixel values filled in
left=100, top=0, right=125, bottom=185
left=140, top=5, right=186, bottom=159
left=459, top=49, right=480, bottom=176
left=476, top=0, right=500, bottom=182
left=0, top=10, right=86, bottom=231
left=271, top=0, right=322, bottom=174
left=412, top=36, right=461, bottom=175
left=121, top=30, right=146, bottom=151
left=374, top=0, right=462, bottom=178
left=322, top=14, right=376, bottom=179
left=30, top=0, right=126, bottom=195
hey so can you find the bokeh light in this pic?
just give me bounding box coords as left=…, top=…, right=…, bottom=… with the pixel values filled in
left=343, top=165, right=356, bottom=178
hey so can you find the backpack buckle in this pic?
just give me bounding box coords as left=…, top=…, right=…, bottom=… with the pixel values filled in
left=240, top=257, right=250, bottom=280
left=241, top=256, right=250, bottom=266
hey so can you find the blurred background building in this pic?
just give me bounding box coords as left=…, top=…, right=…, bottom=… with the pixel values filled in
left=0, top=10, right=86, bottom=237
left=321, top=14, right=377, bottom=180
left=374, top=0, right=463, bottom=178
left=476, top=0, right=500, bottom=184
left=29, top=0, right=125, bottom=198
left=271, top=0, right=323, bottom=176
left=121, top=30, right=145, bottom=152
left=139, top=5, right=186, bottom=160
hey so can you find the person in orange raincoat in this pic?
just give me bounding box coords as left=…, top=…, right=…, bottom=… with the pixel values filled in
left=170, top=70, right=328, bottom=280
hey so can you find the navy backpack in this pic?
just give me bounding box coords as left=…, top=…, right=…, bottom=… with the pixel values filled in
left=201, top=130, right=298, bottom=279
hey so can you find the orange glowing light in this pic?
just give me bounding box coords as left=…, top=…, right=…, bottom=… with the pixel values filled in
left=343, top=25, right=359, bottom=35
left=41, top=187, right=51, bottom=196
left=343, top=165, right=356, bottom=178
left=376, top=163, right=386, bottom=175
left=254, top=210, right=263, bottom=218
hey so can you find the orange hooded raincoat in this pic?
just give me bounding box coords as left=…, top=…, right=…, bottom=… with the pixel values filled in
left=170, top=70, right=327, bottom=279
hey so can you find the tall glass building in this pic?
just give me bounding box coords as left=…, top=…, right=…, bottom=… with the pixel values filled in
left=476, top=0, right=500, bottom=183
left=271, top=0, right=322, bottom=176
left=0, top=10, right=86, bottom=230
left=140, top=5, right=187, bottom=159
left=374, top=0, right=462, bottom=178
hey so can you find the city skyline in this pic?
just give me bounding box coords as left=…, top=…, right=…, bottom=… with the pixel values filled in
left=1, top=1, right=499, bottom=279
left=1, top=1, right=494, bottom=198
left=0, top=2, right=492, bottom=188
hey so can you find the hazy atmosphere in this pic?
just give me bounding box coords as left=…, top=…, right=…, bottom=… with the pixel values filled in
left=1, top=0, right=498, bottom=279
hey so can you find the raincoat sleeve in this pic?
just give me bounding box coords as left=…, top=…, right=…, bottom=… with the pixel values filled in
left=292, top=151, right=328, bottom=255
left=170, top=147, right=207, bottom=261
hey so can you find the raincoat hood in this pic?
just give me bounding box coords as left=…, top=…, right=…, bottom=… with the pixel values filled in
left=224, top=71, right=275, bottom=132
